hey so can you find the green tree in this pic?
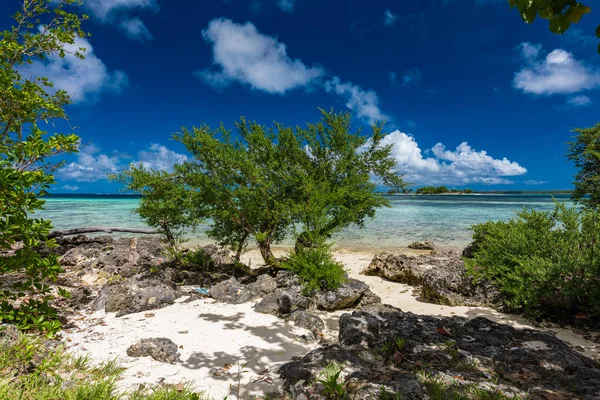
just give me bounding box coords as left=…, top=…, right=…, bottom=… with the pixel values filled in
left=0, top=0, right=86, bottom=333
left=292, top=110, right=405, bottom=251
left=109, top=165, right=204, bottom=251
left=507, top=0, right=599, bottom=54
left=567, top=123, right=600, bottom=208
left=175, top=118, right=300, bottom=265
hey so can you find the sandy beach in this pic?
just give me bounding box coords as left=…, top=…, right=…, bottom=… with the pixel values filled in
left=61, top=247, right=600, bottom=399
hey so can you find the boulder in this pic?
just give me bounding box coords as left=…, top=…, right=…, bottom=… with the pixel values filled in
left=281, top=305, right=600, bottom=399
left=126, top=338, right=180, bottom=364
left=210, top=277, right=261, bottom=304
left=287, top=310, right=325, bottom=337
left=103, top=280, right=177, bottom=316
left=251, top=274, right=278, bottom=294
left=254, top=292, right=281, bottom=315
left=362, top=251, right=499, bottom=307
left=408, top=241, right=435, bottom=250
left=462, top=243, right=476, bottom=259
left=361, top=253, right=434, bottom=286
left=314, top=279, right=370, bottom=310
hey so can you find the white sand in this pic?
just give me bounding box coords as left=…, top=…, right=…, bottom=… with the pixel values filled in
left=64, top=299, right=318, bottom=399
left=65, top=247, right=599, bottom=399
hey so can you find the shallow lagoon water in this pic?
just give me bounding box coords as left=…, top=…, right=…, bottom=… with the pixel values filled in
left=39, top=194, right=571, bottom=250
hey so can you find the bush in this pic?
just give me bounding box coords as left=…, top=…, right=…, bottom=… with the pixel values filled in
left=181, top=248, right=214, bottom=269
left=466, top=202, right=600, bottom=317
left=282, top=246, right=347, bottom=294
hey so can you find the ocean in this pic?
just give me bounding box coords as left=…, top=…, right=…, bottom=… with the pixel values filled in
left=38, top=194, right=572, bottom=250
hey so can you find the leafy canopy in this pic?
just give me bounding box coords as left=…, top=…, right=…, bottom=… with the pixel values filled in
left=0, top=0, right=86, bottom=333
left=507, top=0, right=599, bottom=54
left=567, top=123, right=600, bottom=208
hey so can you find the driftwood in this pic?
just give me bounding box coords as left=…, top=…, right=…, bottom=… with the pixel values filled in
left=49, top=227, right=159, bottom=238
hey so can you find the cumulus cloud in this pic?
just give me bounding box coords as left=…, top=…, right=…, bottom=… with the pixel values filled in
left=84, top=0, right=157, bottom=41
left=198, top=18, right=324, bottom=94
left=513, top=43, right=600, bottom=95
left=61, top=185, right=80, bottom=191
left=524, top=180, right=549, bottom=185
left=380, top=131, right=527, bottom=185
left=198, top=18, right=389, bottom=123
left=137, top=143, right=188, bottom=171
left=567, top=95, right=591, bottom=107
left=59, top=143, right=187, bottom=182
left=384, top=10, right=398, bottom=27
left=119, top=17, right=153, bottom=41
left=20, top=35, right=127, bottom=103
left=325, top=77, right=389, bottom=124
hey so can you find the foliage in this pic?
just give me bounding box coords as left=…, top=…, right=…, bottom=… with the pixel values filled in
left=415, top=186, right=473, bottom=195
left=466, top=202, right=600, bottom=317
left=507, top=0, right=599, bottom=54
left=0, top=328, right=207, bottom=399
left=181, top=247, right=214, bottom=269
left=109, top=165, right=204, bottom=252
left=317, top=362, right=346, bottom=399
left=0, top=0, right=86, bottom=334
left=416, top=370, right=523, bottom=400
left=567, top=123, right=600, bottom=208
left=282, top=245, right=347, bottom=294
left=290, top=110, right=406, bottom=251
left=168, top=110, right=404, bottom=265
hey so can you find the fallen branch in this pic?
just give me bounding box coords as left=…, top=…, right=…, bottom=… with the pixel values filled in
left=49, top=227, right=159, bottom=238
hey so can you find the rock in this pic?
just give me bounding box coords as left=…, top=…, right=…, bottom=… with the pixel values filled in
left=462, top=243, right=476, bottom=258
left=210, top=277, right=261, bottom=304
left=361, top=253, right=433, bottom=286
left=281, top=306, right=600, bottom=399
left=257, top=274, right=278, bottom=294
left=126, top=338, right=180, bottom=364
left=287, top=310, right=325, bottom=337
left=362, top=251, right=499, bottom=307
left=104, top=280, right=176, bottom=316
left=277, top=293, right=293, bottom=314
left=408, top=241, right=435, bottom=250
left=354, top=288, right=382, bottom=309
left=59, top=236, right=164, bottom=277
left=315, top=279, right=370, bottom=310
left=254, top=292, right=281, bottom=315
left=200, top=244, right=232, bottom=266
left=275, top=270, right=302, bottom=290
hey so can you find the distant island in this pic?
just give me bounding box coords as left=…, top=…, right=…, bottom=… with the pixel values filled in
left=388, top=186, right=473, bottom=195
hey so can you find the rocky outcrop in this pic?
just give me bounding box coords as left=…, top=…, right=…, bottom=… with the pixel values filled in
left=100, top=279, right=177, bottom=316
left=314, top=279, right=370, bottom=311
left=408, top=241, right=435, bottom=250
left=126, top=338, right=180, bottom=364
left=362, top=250, right=500, bottom=307
left=210, top=277, right=263, bottom=304
left=281, top=305, right=600, bottom=399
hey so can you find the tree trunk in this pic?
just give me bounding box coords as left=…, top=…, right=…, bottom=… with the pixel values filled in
left=258, top=240, right=277, bottom=266
left=48, top=227, right=159, bottom=238
left=234, top=232, right=250, bottom=262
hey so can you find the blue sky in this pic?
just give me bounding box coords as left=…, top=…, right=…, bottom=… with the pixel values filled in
left=3, top=0, right=600, bottom=192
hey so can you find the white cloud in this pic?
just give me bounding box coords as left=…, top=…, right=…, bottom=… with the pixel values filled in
left=325, top=77, right=389, bottom=124
left=402, top=68, right=422, bottom=86
left=20, top=34, right=127, bottom=103
left=513, top=43, right=600, bottom=95
left=59, top=143, right=187, bottom=182
left=381, top=131, right=527, bottom=185
left=61, top=185, right=80, bottom=191
left=119, top=17, right=153, bottom=41
left=384, top=10, right=398, bottom=27
left=137, top=144, right=187, bottom=171
left=277, top=0, right=296, bottom=12
left=198, top=18, right=324, bottom=94
left=524, top=180, right=549, bottom=185
left=84, top=0, right=157, bottom=40
left=567, top=95, right=591, bottom=107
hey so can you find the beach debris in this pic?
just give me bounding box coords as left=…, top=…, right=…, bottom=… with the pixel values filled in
left=144, top=313, right=155, bottom=318
left=193, top=288, right=210, bottom=296
left=126, top=337, right=181, bottom=364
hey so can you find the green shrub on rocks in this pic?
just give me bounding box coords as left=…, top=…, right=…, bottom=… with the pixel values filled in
left=283, top=246, right=347, bottom=294
left=466, top=202, right=600, bottom=318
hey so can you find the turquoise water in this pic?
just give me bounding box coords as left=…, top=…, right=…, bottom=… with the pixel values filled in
left=38, top=194, right=572, bottom=250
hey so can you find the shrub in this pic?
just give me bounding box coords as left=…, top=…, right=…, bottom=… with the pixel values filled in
left=282, top=246, right=347, bottom=294
left=466, top=202, right=600, bottom=318
left=181, top=248, right=214, bottom=269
